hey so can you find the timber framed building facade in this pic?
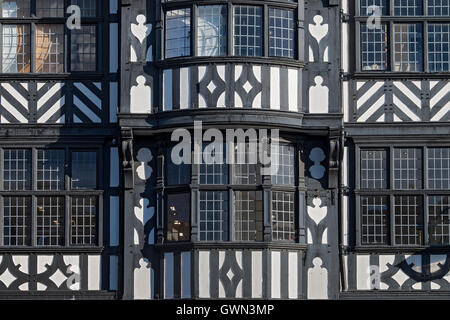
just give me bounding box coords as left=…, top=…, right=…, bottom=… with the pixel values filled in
left=0, top=0, right=448, bottom=300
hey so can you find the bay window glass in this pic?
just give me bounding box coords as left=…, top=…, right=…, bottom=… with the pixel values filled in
left=197, top=5, right=227, bottom=56
left=200, top=143, right=228, bottom=185
left=269, top=8, right=295, bottom=58
left=166, top=193, right=190, bottom=242
left=428, top=24, right=450, bottom=72
left=35, top=24, right=64, bottom=73
left=36, top=0, right=64, bottom=17
left=71, top=151, right=97, bottom=189
left=234, top=190, right=263, bottom=241
left=361, top=23, right=388, bottom=71
left=3, top=149, right=31, bottom=190
left=361, top=196, right=389, bottom=245
left=393, top=0, right=423, bottom=16
left=2, top=24, right=31, bottom=73
left=1, top=0, right=30, bottom=17
left=71, top=25, right=97, bottom=72
left=167, top=146, right=191, bottom=185
left=165, top=8, right=191, bottom=58
left=428, top=0, right=450, bottom=15
left=272, top=191, right=295, bottom=241
left=271, top=143, right=295, bottom=185
left=71, top=196, right=97, bottom=245
left=393, top=23, right=422, bottom=72
left=37, top=196, right=65, bottom=246
left=199, top=191, right=229, bottom=241
left=4, top=196, right=31, bottom=246
left=233, top=5, right=262, bottom=56
left=360, top=0, right=388, bottom=16
left=71, top=0, right=96, bottom=17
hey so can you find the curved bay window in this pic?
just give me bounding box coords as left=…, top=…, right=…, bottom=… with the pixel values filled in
left=163, top=0, right=299, bottom=60
left=0, top=0, right=100, bottom=73
left=164, top=136, right=299, bottom=243
left=357, top=0, right=450, bottom=72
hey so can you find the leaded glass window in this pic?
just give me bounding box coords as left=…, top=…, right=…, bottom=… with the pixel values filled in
left=197, top=5, right=227, bottom=56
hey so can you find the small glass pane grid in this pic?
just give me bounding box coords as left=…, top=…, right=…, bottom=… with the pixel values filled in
left=165, top=8, right=191, bottom=58
left=37, top=196, right=65, bottom=246
left=428, top=24, right=450, bottom=72
left=269, top=8, right=295, bottom=58
left=71, top=151, right=97, bottom=189
left=394, top=0, right=423, bottom=15
left=272, top=191, right=295, bottom=242
left=2, top=24, right=31, bottom=73
left=428, top=195, right=450, bottom=245
left=197, top=5, right=227, bottom=56
left=361, top=23, right=388, bottom=71
left=394, top=195, right=423, bottom=245
left=361, top=150, right=387, bottom=189
left=199, top=191, right=229, bottom=241
left=3, top=197, right=31, bottom=246
left=200, top=144, right=228, bottom=185
left=232, top=144, right=260, bottom=185
left=234, top=191, right=263, bottom=241
left=361, top=196, right=389, bottom=244
left=71, top=0, right=97, bottom=17
left=360, top=0, right=388, bottom=15
left=36, top=0, right=64, bottom=17
left=37, top=149, right=65, bottom=191
left=272, top=144, right=295, bottom=185
left=393, top=24, right=423, bottom=72
left=167, top=146, right=191, bottom=185
left=166, top=193, right=190, bottom=241
left=35, top=24, right=64, bottom=73
left=428, top=148, right=450, bottom=189
left=393, top=148, right=422, bottom=190
left=3, top=149, right=31, bottom=190
left=71, top=25, right=97, bottom=72
left=428, top=0, right=450, bottom=15
left=233, top=5, right=262, bottom=57
left=71, top=196, right=97, bottom=245
left=1, top=0, right=30, bottom=18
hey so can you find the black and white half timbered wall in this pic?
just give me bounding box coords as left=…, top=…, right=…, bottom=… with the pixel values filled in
left=0, top=0, right=120, bottom=299
left=119, top=0, right=342, bottom=300
left=342, top=0, right=450, bottom=299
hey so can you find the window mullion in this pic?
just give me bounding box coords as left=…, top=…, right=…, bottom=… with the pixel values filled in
left=227, top=2, right=232, bottom=56
left=191, top=4, right=197, bottom=57
left=263, top=4, right=269, bottom=58
left=389, top=146, right=395, bottom=245
left=389, top=21, right=394, bottom=72
left=31, top=22, right=36, bottom=73
left=423, top=21, right=429, bottom=72
left=65, top=147, right=70, bottom=246
left=423, top=146, right=429, bottom=245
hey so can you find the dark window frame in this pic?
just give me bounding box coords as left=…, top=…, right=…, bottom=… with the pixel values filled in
left=0, top=144, right=102, bottom=248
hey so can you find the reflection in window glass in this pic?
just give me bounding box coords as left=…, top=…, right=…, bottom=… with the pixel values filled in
left=167, top=146, right=191, bottom=185
left=361, top=23, right=388, bottom=71
left=272, top=144, right=295, bottom=185
left=269, top=8, right=295, bottom=58
left=1, top=0, right=30, bottom=17
left=200, top=143, right=228, bottom=184
left=394, top=0, right=423, bottom=16
left=165, top=8, right=191, bottom=58
left=37, top=149, right=65, bottom=191
left=393, top=24, right=422, bottom=72
left=2, top=24, right=31, bottom=73
left=197, top=5, right=227, bottom=56
left=37, top=196, right=65, bottom=246
left=232, top=142, right=261, bottom=185
left=428, top=24, right=450, bottom=72
left=234, top=5, right=262, bottom=56
left=166, top=193, right=190, bottom=242
left=360, top=0, right=388, bottom=15
left=36, top=24, right=64, bottom=73
left=234, top=191, right=263, bottom=241
left=71, top=0, right=97, bottom=17
left=36, top=0, right=64, bottom=17
left=272, top=191, right=295, bottom=241
left=71, top=26, right=97, bottom=72
left=361, top=196, right=389, bottom=244
left=394, top=195, right=423, bottom=245
left=199, top=191, right=228, bottom=241
left=428, top=0, right=450, bottom=15
left=72, top=151, right=97, bottom=189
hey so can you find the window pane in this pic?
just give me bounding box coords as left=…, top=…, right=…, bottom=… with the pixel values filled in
left=166, top=193, right=190, bottom=242
left=165, top=8, right=191, bottom=58
left=4, top=197, right=31, bottom=246
left=167, top=146, right=191, bottom=185
left=428, top=195, right=450, bottom=245
left=36, top=24, right=64, bottom=73
left=71, top=196, right=97, bottom=245
left=269, top=8, right=295, bottom=58
left=37, top=149, right=65, bottom=191
left=37, top=196, right=65, bottom=246
left=1, top=0, right=30, bottom=17
left=234, top=191, right=263, bottom=241
left=199, top=191, right=228, bottom=241
left=71, top=25, right=97, bottom=71
left=361, top=149, right=387, bottom=189
left=361, top=23, right=388, bottom=71
left=428, top=23, right=450, bottom=72
left=393, top=148, right=422, bottom=189
left=393, top=24, right=422, bottom=72
left=272, top=143, right=295, bottom=185
left=71, top=0, right=96, bottom=17
left=394, top=195, right=423, bottom=245
left=272, top=191, right=295, bottom=241
left=360, top=0, right=388, bottom=15
left=3, top=149, right=31, bottom=190
left=232, top=142, right=261, bottom=185
left=394, top=0, right=423, bottom=16
left=428, top=0, right=450, bottom=16
left=200, top=143, right=228, bottom=185
left=361, top=196, right=389, bottom=244
left=234, top=5, right=262, bottom=57
left=197, top=5, right=227, bottom=56
left=2, top=24, right=31, bottom=73
left=36, top=0, right=64, bottom=17
left=428, top=148, right=450, bottom=189
left=72, top=151, right=97, bottom=189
